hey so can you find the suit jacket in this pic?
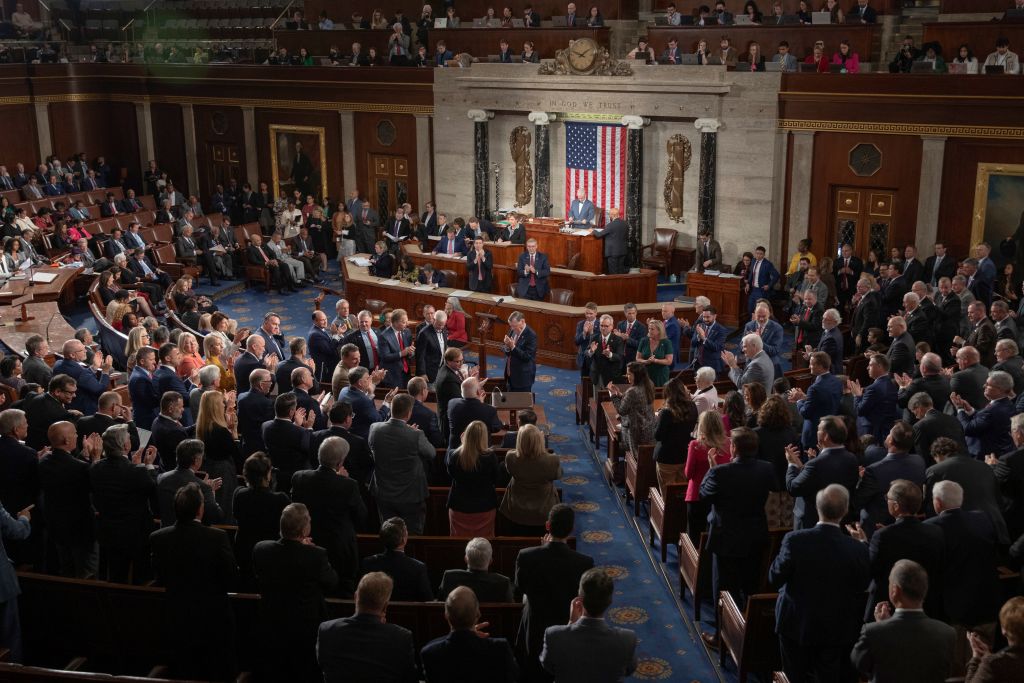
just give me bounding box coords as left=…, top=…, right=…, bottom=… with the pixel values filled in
left=290, top=466, right=366, bottom=593
left=252, top=538, right=338, bottom=629
left=968, top=274, right=993, bottom=308
left=786, top=446, right=859, bottom=529
left=423, top=629, right=518, bottom=683
left=768, top=524, right=870, bottom=646
left=467, top=248, right=494, bottom=292
left=699, top=457, right=777, bottom=557
left=748, top=257, right=780, bottom=294
left=153, top=365, right=194, bottom=426
left=254, top=327, right=287, bottom=362
left=25, top=392, right=75, bottom=449
left=338, top=387, right=389, bottom=440
left=958, top=396, right=1014, bottom=458
left=261, top=418, right=311, bottom=490
left=414, top=325, right=447, bottom=382
left=38, top=448, right=93, bottom=544
left=360, top=549, right=434, bottom=601
left=88, top=453, right=157, bottom=549
left=901, top=257, right=924, bottom=284
left=345, top=328, right=381, bottom=372
left=237, top=389, right=274, bottom=456
left=994, top=446, right=1024, bottom=539
left=378, top=325, right=414, bottom=388
left=951, top=363, right=989, bottom=411
left=994, top=355, right=1024, bottom=396
left=515, top=542, right=594, bottom=658
left=307, top=326, right=339, bottom=385
left=897, top=374, right=950, bottom=413
left=0, top=507, right=31, bottom=603
left=515, top=251, right=551, bottom=299
left=567, top=199, right=595, bottom=226
left=368, top=418, right=435, bottom=504
left=886, top=332, right=916, bottom=377
left=743, top=319, right=785, bottom=369
left=382, top=216, right=411, bottom=247
left=591, top=219, right=628, bottom=259
left=696, top=239, right=724, bottom=272
left=432, top=234, right=467, bottom=255
left=77, top=413, right=140, bottom=454
left=817, top=326, right=844, bottom=374
left=541, top=617, right=638, bottom=683
left=149, top=414, right=192, bottom=472
left=274, top=356, right=304, bottom=394
left=728, top=350, right=773, bottom=390
left=588, top=333, right=623, bottom=388
left=434, top=364, right=463, bottom=443
left=51, top=359, right=108, bottom=415
left=866, top=516, right=946, bottom=621
left=409, top=400, right=445, bottom=449
left=924, top=254, right=956, bottom=285
left=965, top=318, right=997, bottom=367
left=438, top=568, right=515, bottom=602
left=292, top=387, right=327, bottom=431
left=156, top=467, right=221, bottom=527
left=924, top=509, right=1002, bottom=627
left=912, top=409, right=965, bottom=461
left=122, top=367, right=156, bottom=431
left=0, top=435, right=39, bottom=519
left=447, top=397, right=504, bottom=449
left=881, top=276, right=909, bottom=318
left=796, top=373, right=843, bottom=449
left=851, top=291, right=881, bottom=349
left=925, top=454, right=1008, bottom=544
left=851, top=610, right=955, bottom=683
left=504, top=325, right=537, bottom=390
left=318, top=614, right=419, bottom=683
left=688, top=320, right=727, bottom=372
left=855, top=375, right=899, bottom=444
left=854, top=452, right=926, bottom=535
left=22, top=355, right=52, bottom=388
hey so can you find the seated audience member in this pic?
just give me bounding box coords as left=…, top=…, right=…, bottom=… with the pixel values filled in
left=983, top=36, right=1020, bottom=74
left=890, top=35, right=921, bottom=72
left=540, top=568, right=638, bottom=681
left=952, top=43, right=979, bottom=74
left=438, top=537, right=515, bottom=602
left=626, top=38, right=656, bottom=63
left=499, top=424, right=562, bottom=536
left=774, top=40, right=798, bottom=72
left=253, top=503, right=337, bottom=681
left=805, top=41, right=829, bottom=72
left=918, top=43, right=948, bottom=73
left=317, top=572, right=420, bottom=683
left=850, top=560, right=956, bottom=682
left=965, top=597, right=1024, bottom=682
left=832, top=39, right=860, bottom=73
left=361, top=517, right=433, bottom=602
left=422, top=586, right=519, bottom=683
left=849, top=0, right=877, bottom=23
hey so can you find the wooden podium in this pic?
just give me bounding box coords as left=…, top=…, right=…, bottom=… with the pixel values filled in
left=685, top=272, right=747, bottom=328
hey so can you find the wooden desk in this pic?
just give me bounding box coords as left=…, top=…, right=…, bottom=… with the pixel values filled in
left=274, top=29, right=395, bottom=57
left=0, top=301, right=79, bottom=356
left=520, top=219, right=605, bottom=274
left=344, top=259, right=688, bottom=369
left=0, top=267, right=83, bottom=311
left=406, top=245, right=657, bottom=305
left=685, top=272, right=747, bottom=327
left=645, top=24, right=876, bottom=60
left=429, top=27, right=611, bottom=60
left=923, top=22, right=1024, bottom=58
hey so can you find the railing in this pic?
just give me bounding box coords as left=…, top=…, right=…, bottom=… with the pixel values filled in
left=267, top=0, right=295, bottom=31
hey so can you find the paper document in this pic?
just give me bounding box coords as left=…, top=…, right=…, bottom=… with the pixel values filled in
left=449, top=289, right=473, bottom=298
left=349, top=257, right=372, bottom=267
left=31, top=272, right=58, bottom=283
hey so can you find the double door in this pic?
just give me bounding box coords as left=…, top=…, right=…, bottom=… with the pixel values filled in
left=829, top=187, right=896, bottom=259
left=369, top=154, right=411, bottom=218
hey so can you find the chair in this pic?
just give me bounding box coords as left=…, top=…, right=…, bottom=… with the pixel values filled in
left=680, top=531, right=711, bottom=621
left=640, top=228, right=679, bottom=278
left=366, top=299, right=388, bottom=317
left=152, top=243, right=193, bottom=279
left=90, top=302, right=129, bottom=371
left=508, top=283, right=517, bottom=297
left=718, top=592, right=782, bottom=683
left=439, top=269, right=459, bottom=289
left=240, top=238, right=271, bottom=290
left=649, top=482, right=686, bottom=562
left=624, top=444, right=655, bottom=516
left=549, top=288, right=574, bottom=305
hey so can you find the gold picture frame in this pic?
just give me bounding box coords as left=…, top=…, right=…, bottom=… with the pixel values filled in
left=269, top=124, right=329, bottom=202
left=970, top=162, right=1024, bottom=248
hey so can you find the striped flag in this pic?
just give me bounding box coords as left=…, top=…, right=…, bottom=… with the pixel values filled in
left=565, top=121, right=627, bottom=225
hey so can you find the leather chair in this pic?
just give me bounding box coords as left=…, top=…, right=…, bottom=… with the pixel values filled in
left=366, top=299, right=388, bottom=318
left=640, top=228, right=679, bottom=278
left=549, top=288, right=574, bottom=305
left=557, top=252, right=582, bottom=270
left=439, top=269, right=459, bottom=289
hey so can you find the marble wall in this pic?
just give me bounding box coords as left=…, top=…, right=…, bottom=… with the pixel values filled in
left=432, top=64, right=783, bottom=270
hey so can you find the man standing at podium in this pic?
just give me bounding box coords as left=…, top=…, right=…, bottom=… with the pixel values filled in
left=503, top=311, right=537, bottom=393
left=467, top=237, right=494, bottom=293
left=516, top=239, right=550, bottom=301
left=696, top=230, right=723, bottom=272
left=591, top=207, right=629, bottom=274
left=497, top=212, right=526, bottom=245
left=568, top=187, right=596, bottom=228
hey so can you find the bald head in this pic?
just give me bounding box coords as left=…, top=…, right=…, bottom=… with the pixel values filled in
left=816, top=484, right=849, bottom=524
left=445, top=586, right=481, bottom=631
left=461, top=377, right=480, bottom=399
left=47, top=421, right=77, bottom=451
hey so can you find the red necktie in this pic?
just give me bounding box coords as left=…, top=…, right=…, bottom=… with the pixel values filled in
left=368, top=333, right=378, bottom=367
left=397, top=331, right=408, bottom=373
left=362, top=209, right=368, bottom=221
left=477, top=254, right=482, bottom=280
left=757, top=325, right=764, bottom=336
left=448, top=240, right=453, bottom=255
left=796, top=308, right=810, bottom=344
left=505, top=333, right=516, bottom=376
left=529, top=254, right=536, bottom=286
left=258, top=246, right=269, bottom=263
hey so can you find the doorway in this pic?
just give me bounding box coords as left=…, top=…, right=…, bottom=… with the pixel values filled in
left=369, top=154, right=411, bottom=217
left=829, top=187, right=896, bottom=260
left=205, top=142, right=241, bottom=199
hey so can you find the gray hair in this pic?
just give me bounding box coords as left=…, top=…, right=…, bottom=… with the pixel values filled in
left=920, top=352, right=943, bottom=374
left=318, top=435, right=350, bottom=469
left=741, top=333, right=763, bottom=352
left=461, top=376, right=479, bottom=399
left=695, top=296, right=711, bottom=308
left=907, top=391, right=933, bottom=411
left=902, top=292, right=920, bottom=307
left=695, top=366, right=716, bottom=385
left=823, top=308, right=842, bottom=324
left=434, top=310, right=448, bottom=324
left=102, top=423, right=131, bottom=455
left=0, top=408, right=26, bottom=435
left=446, top=296, right=464, bottom=313
left=988, top=370, right=1014, bottom=393
left=197, top=364, right=221, bottom=388
left=997, top=338, right=1019, bottom=356
left=507, top=310, right=524, bottom=324
left=1012, top=413, right=1024, bottom=434
left=816, top=484, right=849, bottom=523
left=465, top=537, right=493, bottom=571
left=932, top=480, right=963, bottom=509
left=599, top=314, right=614, bottom=325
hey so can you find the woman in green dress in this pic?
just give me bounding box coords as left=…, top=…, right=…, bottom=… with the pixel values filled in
left=636, top=319, right=674, bottom=387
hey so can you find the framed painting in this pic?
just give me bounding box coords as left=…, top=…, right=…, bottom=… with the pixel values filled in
left=269, top=124, right=328, bottom=202
left=971, top=163, right=1024, bottom=256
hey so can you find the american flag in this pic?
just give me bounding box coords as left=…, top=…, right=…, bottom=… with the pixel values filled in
left=564, top=121, right=627, bottom=225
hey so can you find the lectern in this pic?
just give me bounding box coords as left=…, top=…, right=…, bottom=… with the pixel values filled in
left=475, top=311, right=500, bottom=379
left=490, top=391, right=534, bottom=429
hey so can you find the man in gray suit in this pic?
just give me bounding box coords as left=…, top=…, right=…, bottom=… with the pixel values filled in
left=22, top=334, right=52, bottom=387
left=850, top=559, right=956, bottom=682
left=540, top=567, right=638, bottom=682
left=367, top=393, right=435, bottom=534
left=353, top=200, right=380, bottom=255
left=723, top=333, right=774, bottom=390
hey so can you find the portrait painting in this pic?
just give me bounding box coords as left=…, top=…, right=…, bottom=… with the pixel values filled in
left=971, top=163, right=1024, bottom=262
left=269, top=125, right=328, bottom=202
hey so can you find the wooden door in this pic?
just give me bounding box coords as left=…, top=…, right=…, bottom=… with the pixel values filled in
left=829, top=187, right=896, bottom=259
left=206, top=142, right=241, bottom=199
left=369, top=154, right=411, bottom=217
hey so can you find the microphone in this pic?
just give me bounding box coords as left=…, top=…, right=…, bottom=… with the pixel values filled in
left=493, top=384, right=505, bottom=404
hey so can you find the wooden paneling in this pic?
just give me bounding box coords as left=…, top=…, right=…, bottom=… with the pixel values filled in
left=192, top=105, right=247, bottom=199
left=254, top=108, right=344, bottom=203
left=303, top=1, right=636, bottom=22
left=652, top=0, right=902, bottom=15
left=429, top=27, right=611, bottom=58
left=938, top=138, right=1024, bottom=260
left=923, top=22, right=1024, bottom=57
left=150, top=102, right=189, bottom=195
left=805, top=133, right=921, bottom=259
left=353, top=111, right=418, bottom=211
left=940, top=0, right=1012, bottom=13
left=47, top=101, right=140, bottom=189
left=646, top=24, right=876, bottom=60
left=0, top=105, right=38, bottom=171
left=274, top=29, right=395, bottom=57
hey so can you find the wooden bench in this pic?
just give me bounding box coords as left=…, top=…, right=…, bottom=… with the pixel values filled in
left=679, top=531, right=712, bottom=621
left=624, top=444, right=656, bottom=516
left=718, top=591, right=782, bottom=683
left=648, top=482, right=687, bottom=562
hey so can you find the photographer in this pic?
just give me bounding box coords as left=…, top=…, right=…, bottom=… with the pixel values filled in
left=889, top=35, right=921, bottom=73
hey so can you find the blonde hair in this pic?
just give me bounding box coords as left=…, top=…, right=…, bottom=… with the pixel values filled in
left=203, top=333, right=223, bottom=358
left=198, top=313, right=213, bottom=332
left=696, top=410, right=727, bottom=451
left=647, top=319, right=666, bottom=339
left=513, top=423, right=546, bottom=460
left=177, top=331, right=198, bottom=355
left=457, top=420, right=490, bottom=471
left=125, top=325, right=148, bottom=359
left=196, top=390, right=228, bottom=441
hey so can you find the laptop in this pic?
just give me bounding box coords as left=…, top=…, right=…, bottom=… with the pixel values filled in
left=811, top=11, right=832, bottom=24
left=1005, top=8, right=1024, bottom=20
left=654, top=16, right=670, bottom=26
left=736, top=61, right=751, bottom=70
left=511, top=18, right=524, bottom=27
left=551, top=15, right=568, bottom=27
left=765, top=61, right=783, bottom=71
left=733, top=14, right=753, bottom=25
left=778, top=14, right=800, bottom=24
left=829, top=64, right=845, bottom=73
left=317, top=57, right=333, bottom=66
left=486, top=18, right=501, bottom=27
left=799, top=62, right=819, bottom=72
left=985, top=64, right=1005, bottom=74
left=705, top=56, right=723, bottom=65
left=679, top=53, right=699, bottom=65
left=947, top=61, right=967, bottom=74
left=910, top=61, right=936, bottom=73
left=487, top=54, right=500, bottom=62
left=472, top=17, right=486, bottom=27
left=433, top=18, right=447, bottom=28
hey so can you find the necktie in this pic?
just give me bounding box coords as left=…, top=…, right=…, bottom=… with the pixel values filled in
left=141, top=259, right=153, bottom=276
left=753, top=260, right=762, bottom=287
left=843, top=258, right=849, bottom=289
left=447, top=239, right=453, bottom=255
left=397, top=331, right=408, bottom=373
left=931, top=257, right=941, bottom=285
left=258, top=247, right=269, bottom=263
left=505, top=333, right=517, bottom=376
left=529, top=254, right=536, bottom=286
left=796, top=308, right=810, bottom=344
left=757, top=324, right=764, bottom=336
left=362, top=209, right=368, bottom=222
left=368, top=333, right=378, bottom=367
left=477, top=253, right=483, bottom=281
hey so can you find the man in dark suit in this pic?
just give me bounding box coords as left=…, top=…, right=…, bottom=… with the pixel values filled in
left=415, top=310, right=447, bottom=383
left=290, top=436, right=366, bottom=597
left=614, top=303, right=646, bottom=369
left=25, top=375, right=78, bottom=449
left=237, top=368, right=275, bottom=457
left=407, top=377, right=445, bottom=449
left=950, top=346, right=990, bottom=411
left=574, top=305, right=599, bottom=380
left=22, top=335, right=52, bottom=389
left=769, top=484, right=870, bottom=683
left=881, top=262, right=909, bottom=320
left=514, top=505, right=594, bottom=682
left=587, top=314, right=623, bottom=388
left=699, top=427, right=777, bottom=643
left=253, top=503, right=338, bottom=682
left=958, top=301, right=997, bottom=368
left=503, top=311, right=537, bottom=393
left=289, top=366, right=328, bottom=431
left=895, top=352, right=950, bottom=414
left=851, top=277, right=882, bottom=353
left=927, top=437, right=1009, bottom=545
left=924, top=242, right=956, bottom=287
left=360, top=516, right=433, bottom=601
left=885, top=316, right=916, bottom=377
left=352, top=200, right=381, bottom=254
left=853, top=422, right=926, bottom=537
left=77, top=390, right=140, bottom=453
left=51, top=339, right=112, bottom=416
left=695, top=230, right=723, bottom=272
left=345, top=312, right=382, bottom=373
left=954, top=369, right=1015, bottom=459
left=438, top=537, right=515, bottom=602
left=852, top=354, right=899, bottom=445
left=155, top=439, right=222, bottom=527
left=903, top=291, right=934, bottom=349
left=420, top=201, right=438, bottom=237
left=993, top=338, right=1024, bottom=396
left=901, top=245, right=924, bottom=284
left=382, top=207, right=411, bottom=255
left=834, top=244, right=863, bottom=309
left=262, top=393, right=314, bottom=494
left=963, top=258, right=993, bottom=308
left=848, top=480, right=946, bottom=622
left=686, top=305, right=728, bottom=372
left=516, top=239, right=550, bottom=301
left=590, top=207, right=629, bottom=274
left=790, top=353, right=844, bottom=450
left=150, top=392, right=193, bottom=472
left=311, top=401, right=374, bottom=490
left=338, top=367, right=392, bottom=440
left=308, top=310, right=340, bottom=386
left=423, top=586, right=518, bottom=682
left=746, top=246, right=780, bottom=315
left=153, top=343, right=195, bottom=427
left=234, top=335, right=268, bottom=396
left=378, top=309, right=415, bottom=388
left=467, top=237, right=494, bottom=293
left=786, top=415, right=859, bottom=529
left=991, top=300, right=1018, bottom=343
left=540, top=568, right=638, bottom=681
left=318, top=571, right=420, bottom=683
left=497, top=212, right=526, bottom=245
left=127, top=348, right=160, bottom=431
left=907, top=393, right=965, bottom=464
left=432, top=224, right=467, bottom=256
left=992, top=414, right=1024, bottom=540
left=149, top=482, right=238, bottom=680
left=129, top=249, right=174, bottom=294
left=435, top=348, right=467, bottom=444
left=274, top=340, right=307, bottom=394
left=367, top=395, right=436, bottom=533
left=247, top=233, right=296, bottom=293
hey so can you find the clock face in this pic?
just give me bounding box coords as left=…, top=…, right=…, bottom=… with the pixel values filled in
left=849, top=143, right=882, bottom=177
left=567, top=38, right=598, bottom=72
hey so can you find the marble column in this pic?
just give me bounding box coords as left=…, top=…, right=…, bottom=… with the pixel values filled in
left=528, top=111, right=555, bottom=217
left=242, top=106, right=258, bottom=186
left=694, top=118, right=721, bottom=237
left=468, top=109, right=493, bottom=219
left=415, top=114, right=434, bottom=204
left=135, top=101, right=155, bottom=174
left=339, top=111, right=357, bottom=194
left=622, top=115, right=649, bottom=268
left=181, top=103, right=200, bottom=197
left=787, top=130, right=815, bottom=241
left=34, top=103, right=52, bottom=161
left=915, top=135, right=947, bottom=256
